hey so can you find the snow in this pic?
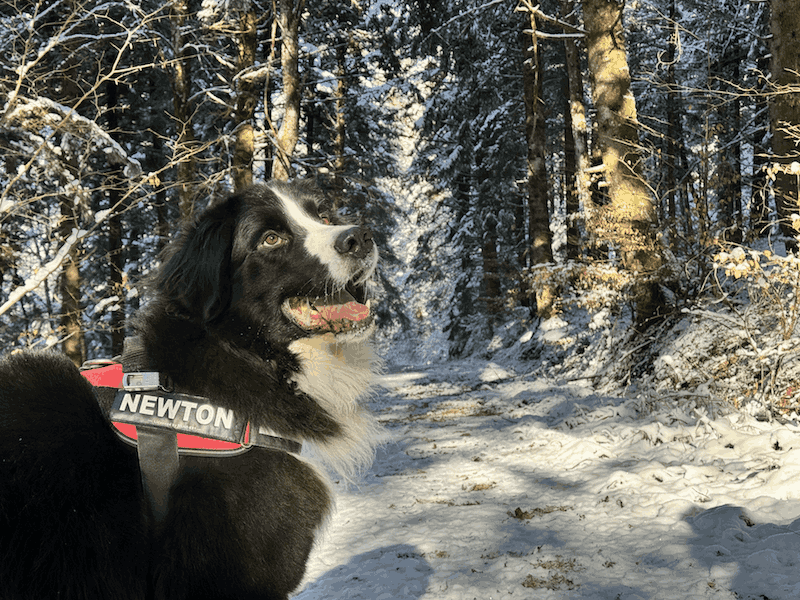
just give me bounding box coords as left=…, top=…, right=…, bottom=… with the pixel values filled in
left=294, top=357, right=800, bottom=600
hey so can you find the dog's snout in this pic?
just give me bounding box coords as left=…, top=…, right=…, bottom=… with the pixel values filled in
left=334, top=227, right=374, bottom=259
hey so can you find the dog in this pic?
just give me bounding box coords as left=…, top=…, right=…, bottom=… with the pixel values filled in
left=0, top=180, right=381, bottom=599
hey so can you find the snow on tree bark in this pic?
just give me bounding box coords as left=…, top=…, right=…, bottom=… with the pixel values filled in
left=272, top=0, right=304, bottom=181
left=582, top=0, right=664, bottom=323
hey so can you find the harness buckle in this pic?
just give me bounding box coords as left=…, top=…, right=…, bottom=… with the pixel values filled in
left=122, top=371, right=164, bottom=391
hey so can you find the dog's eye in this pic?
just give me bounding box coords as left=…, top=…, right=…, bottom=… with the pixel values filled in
left=260, top=231, right=286, bottom=249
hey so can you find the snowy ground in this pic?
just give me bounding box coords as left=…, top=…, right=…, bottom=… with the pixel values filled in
left=295, top=358, right=800, bottom=600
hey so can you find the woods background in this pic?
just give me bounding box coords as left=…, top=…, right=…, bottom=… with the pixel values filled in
left=1, top=0, right=800, bottom=368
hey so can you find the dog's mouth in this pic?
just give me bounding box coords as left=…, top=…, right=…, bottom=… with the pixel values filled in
left=281, top=283, right=374, bottom=335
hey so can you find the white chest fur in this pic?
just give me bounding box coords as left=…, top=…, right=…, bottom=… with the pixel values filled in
left=288, top=336, right=382, bottom=478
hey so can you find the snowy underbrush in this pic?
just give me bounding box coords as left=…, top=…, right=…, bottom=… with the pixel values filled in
left=401, top=249, right=800, bottom=426
left=647, top=245, right=800, bottom=422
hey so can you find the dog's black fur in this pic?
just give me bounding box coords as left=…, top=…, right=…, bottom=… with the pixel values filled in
left=0, top=181, right=380, bottom=599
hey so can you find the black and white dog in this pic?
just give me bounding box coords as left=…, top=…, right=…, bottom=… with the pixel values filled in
left=0, top=180, right=381, bottom=599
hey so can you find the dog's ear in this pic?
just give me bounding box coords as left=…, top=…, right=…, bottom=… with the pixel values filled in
left=155, top=198, right=239, bottom=323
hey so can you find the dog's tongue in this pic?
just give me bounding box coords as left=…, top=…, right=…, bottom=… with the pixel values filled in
left=285, top=290, right=370, bottom=333
left=312, top=295, right=369, bottom=324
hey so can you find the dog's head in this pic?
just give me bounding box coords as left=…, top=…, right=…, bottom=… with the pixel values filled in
left=154, top=181, right=379, bottom=345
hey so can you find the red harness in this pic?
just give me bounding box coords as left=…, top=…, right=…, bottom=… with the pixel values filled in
left=82, top=363, right=256, bottom=452
left=81, top=356, right=301, bottom=524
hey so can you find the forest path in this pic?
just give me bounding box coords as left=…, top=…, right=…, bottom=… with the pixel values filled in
left=296, top=359, right=800, bottom=600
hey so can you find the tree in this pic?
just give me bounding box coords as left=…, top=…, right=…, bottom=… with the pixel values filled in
left=1, top=0, right=406, bottom=359
left=768, top=0, right=800, bottom=252
left=0, top=2, right=155, bottom=359
left=560, top=0, right=590, bottom=260
left=272, top=0, right=304, bottom=180
left=520, top=2, right=555, bottom=317
left=582, top=0, right=663, bottom=323
left=232, top=4, right=259, bottom=191
left=169, top=0, right=198, bottom=218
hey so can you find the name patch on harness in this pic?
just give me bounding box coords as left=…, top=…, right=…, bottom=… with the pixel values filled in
left=110, top=390, right=246, bottom=443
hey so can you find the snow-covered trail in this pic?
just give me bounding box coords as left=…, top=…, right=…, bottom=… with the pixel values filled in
left=295, top=360, right=800, bottom=600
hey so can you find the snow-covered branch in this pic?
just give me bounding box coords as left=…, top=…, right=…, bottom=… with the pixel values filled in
left=517, top=0, right=587, bottom=36
left=0, top=228, right=86, bottom=319
left=3, top=96, right=142, bottom=177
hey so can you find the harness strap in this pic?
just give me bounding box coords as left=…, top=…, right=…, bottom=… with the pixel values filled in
left=122, top=337, right=179, bottom=525
left=136, top=427, right=179, bottom=523
left=80, top=337, right=303, bottom=526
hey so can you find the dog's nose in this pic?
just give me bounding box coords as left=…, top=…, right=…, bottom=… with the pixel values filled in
left=334, top=227, right=374, bottom=259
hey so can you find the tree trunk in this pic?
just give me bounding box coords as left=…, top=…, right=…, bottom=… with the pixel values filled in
left=561, top=0, right=591, bottom=259
left=332, top=42, right=348, bottom=207
left=582, top=0, right=663, bottom=323
left=55, top=0, right=84, bottom=364
left=272, top=0, right=304, bottom=181
left=751, top=56, right=771, bottom=238
left=262, top=16, right=279, bottom=180
left=106, top=80, right=125, bottom=356
left=481, top=212, right=502, bottom=316
left=170, top=0, right=197, bottom=219
left=522, top=11, right=555, bottom=317
left=663, top=0, right=692, bottom=244
left=563, top=77, right=580, bottom=260
left=59, top=197, right=84, bottom=365
left=768, top=0, right=800, bottom=253
left=717, top=47, right=743, bottom=243
left=233, top=7, right=257, bottom=191
left=663, top=0, right=677, bottom=244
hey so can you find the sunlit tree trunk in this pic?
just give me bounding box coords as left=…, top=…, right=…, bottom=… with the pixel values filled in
left=272, top=0, right=304, bottom=181
left=55, top=0, right=84, bottom=365
left=233, top=7, right=257, bottom=191
left=751, top=56, right=771, bottom=238
left=768, top=0, right=800, bottom=253
left=582, top=0, right=663, bottom=323
left=332, top=42, right=348, bottom=206
left=170, top=0, right=197, bottom=219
